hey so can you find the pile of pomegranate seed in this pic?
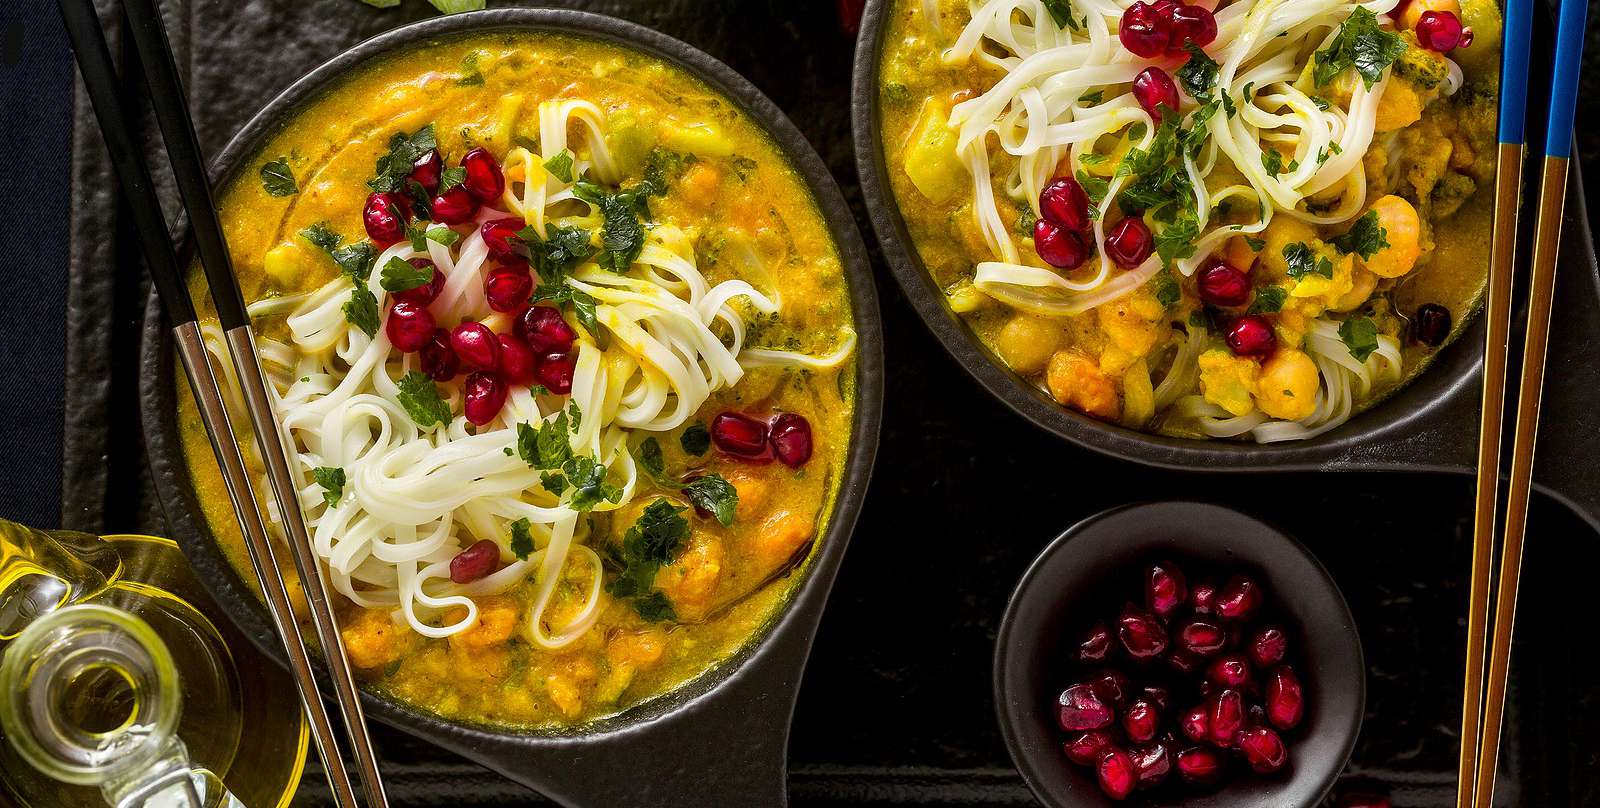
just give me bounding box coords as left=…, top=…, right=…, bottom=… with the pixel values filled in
left=1053, top=561, right=1307, bottom=799
left=710, top=411, right=814, bottom=468
left=1118, top=0, right=1217, bottom=59
left=1034, top=177, right=1094, bottom=270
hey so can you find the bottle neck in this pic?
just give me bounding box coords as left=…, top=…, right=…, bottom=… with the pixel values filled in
left=0, top=518, right=120, bottom=640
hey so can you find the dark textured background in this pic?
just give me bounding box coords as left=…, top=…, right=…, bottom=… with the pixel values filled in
left=4, top=1, right=1600, bottom=805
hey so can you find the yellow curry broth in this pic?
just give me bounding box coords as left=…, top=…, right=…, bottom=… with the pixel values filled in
left=176, top=32, right=854, bottom=728
left=877, top=0, right=1498, bottom=433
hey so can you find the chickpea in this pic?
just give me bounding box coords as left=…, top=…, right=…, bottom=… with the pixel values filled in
left=1329, top=266, right=1379, bottom=312
left=1255, top=349, right=1320, bottom=421
left=1046, top=351, right=1120, bottom=421
left=1400, top=0, right=1461, bottom=29
left=1360, top=195, right=1422, bottom=278
left=1258, top=216, right=1318, bottom=280
left=996, top=314, right=1064, bottom=375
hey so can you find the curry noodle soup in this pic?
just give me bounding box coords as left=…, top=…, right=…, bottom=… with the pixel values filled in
left=176, top=32, right=856, bottom=728
left=878, top=0, right=1499, bottom=441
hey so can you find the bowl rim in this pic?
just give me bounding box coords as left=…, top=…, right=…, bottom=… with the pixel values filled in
left=849, top=0, right=1493, bottom=472
left=138, top=7, right=884, bottom=746
left=992, top=501, right=1366, bottom=808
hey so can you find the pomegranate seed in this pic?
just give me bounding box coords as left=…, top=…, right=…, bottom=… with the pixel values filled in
left=496, top=333, right=539, bottom=386
left=393, top=258, right=445, bottom=305
left=1458, top=27, right=1475, bottom=48
left=409, top=149, right=443, bottom=194
left=1078, top=622, right=1113, bottom=663
left=711, top=412, right=771, bottom=460
left=462, top=372, right=507, bottom=426
left=1164, top=3, right=1217, bottom=53
left=419, top=328, right=459, bottom=381
left=516, top=305, right=579, bottom=353
left=385, top=300, right=435, bottom=352
left=1236, top=727, right=1288, bottom=773
left=1415, top=10, right=1464, bottom=51
left=1249, top=627, right=1289, bottom=668
left=363, top=192, right=409, bottom=245
left=448, top=539, right=500, bottom=583
left=1338, top=793, right=1393, bottom=808
left=1105, top=218, right=1154, bottom=269
left=1176, top=746, right=1224, bottom=785
left=1140, top=685, right=1170, bottom=710
left=1117, top=606, right=1168, bottom=660
left=1178, top=618, right=1227, bottom=656
left=770, top=413, right=814, bottom=468
left=1096, top=747, right=1137, bottom=800
left=1181, top=703, right=1210, bottom=743
left=1122, top=699, right=1159, bottom=743
left=1128, top=743, right=1172, bottom=789
left=1088, top=670, right=1133, bottom=707
left=1145, top=561, right=1188, bottom=617
left=1039, top=177, right=1091, bottom=233
left=535, top=352, right=576, bottom=395
left=1413, top=302, right=1452, bottom=347
left=1118, top=1, right=1169, bottom=58
left=430, top=186, right=479, bottom=225
left=485, top=265, right=534, bottom=313
left=1132, top=67, right=1180, bottom=123
left=1266, top=665, right=1305, bottom=730
left=450, top=322, right=501, bottom=371
left=1064, top=730, right=1113, bottom=766
left=1208, top=689, right=1244, bottom=747
left=1033, top=219, right=1089, bottom=269
left=1190, top=579, right=1218, bottom=613
left=1226, top=315, right=1277, bottom=359
left=481, top=217, right=527, bottom=262
left=1057, top=683, right=1115, bottom=731
left=1217, top=575, right=1263, bottom=620
left=1197, top=260, right=1250, bottom=308
left=461, top=147, right=506, bottom=202
left=1167, top=650, right=1200, bottom=675
left=1207, top=653, right=1254, bottom=690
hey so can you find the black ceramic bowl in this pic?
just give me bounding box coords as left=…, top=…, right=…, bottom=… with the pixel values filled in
left=137, top=10, right=883, bottom=807
left=994, top=502, right=1364, bottom=807
left=849, top=0, right=1490, bottom=472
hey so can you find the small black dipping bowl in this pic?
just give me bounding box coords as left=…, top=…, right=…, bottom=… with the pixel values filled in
left=994, top=502, right=1364, bottom=808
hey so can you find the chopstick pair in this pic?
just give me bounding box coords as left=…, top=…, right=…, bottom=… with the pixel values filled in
left=53, top=1, right=388, bottom=805
left=1458, top=0, right=1589, bottom=806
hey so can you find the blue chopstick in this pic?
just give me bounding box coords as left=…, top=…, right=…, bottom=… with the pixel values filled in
left=1542, top=0, right=1588, bottom=158
left=1497, top=0, right=1534, bottom=146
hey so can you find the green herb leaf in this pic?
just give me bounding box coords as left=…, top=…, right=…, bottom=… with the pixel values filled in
left=1154, top=212, right=1200, bottom=269
left=1153, top=269, right=1182, bottom=308
left=517, top=411, right=575, bottom=471
left=1329, top=209, right=1389, bottom=259
left=1338, top=316, right=1381, bottom=361
left=1313, top=7, right=1407, bottom=89
left=1282, top=242, right=1334, bottom=280
left=343, top=288, right=380, bottom=337
left=531, top=283, right=600, bottom=336
left=379, top=256, right=433, bottom=293
left=1078, top=89, right=1104, bottom=105
left=1175, top=43, right=1219, bottom=103
left=563, top=455, right=622, bottom=512
left=367, top=124, right=438, bottom=193
left=573, top=181, right=648, bottom=273
left=680, top=422, right=710, bottom=456
left=437, top=166, right=466, bottom=193
left=456, top=52, right=485, bottom=86
left=313, top=467, right=345, bottom=509
left=631, top=590, right=677, bottom=622
left=333, top=242, right=377, bottom=283
left=543, top=149, right=575, bottom=183
left=1248, top=285, right=1288, bottom=314
left=299, top=223, right=342, bottom=252
left=624, top=498, right=690, bottom=565
left=1261, top=148, right=1284, bottom=176
left=1244, top=235, right=1267, bottom=251
left=1041, top=0, right=1084, bottom=31
left=682, top=474, right=738, bottom=527
left=260, top=158, right=298, bottom=197
left=509, top=518, right=534, bottom=560
left=425, top=225, right=460, bottom=247
left=396, top=371, right=452, bottom=428
left=635, top=436, right=666, bottom=479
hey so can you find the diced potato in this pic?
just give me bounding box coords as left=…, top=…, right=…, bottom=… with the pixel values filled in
left=947, top=283, right=991, bottom=314
left=1097, top=291, right=1163, bottom=357
left=264, top=243, right=314, bottom=288
left=902, top=100, right=966, bottom=203
left=484, top=93, right=525, bottom=154
left=607, top=629, right=668, bottom=668
left=662, top=121, right=734, bottom=157
left=1198, top=349, right=1259, bottom=417
left=1120, top=358, right=1155, bottom=429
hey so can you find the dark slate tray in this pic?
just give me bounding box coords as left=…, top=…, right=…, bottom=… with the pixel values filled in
left=64, top=0, right=1600, bottom=805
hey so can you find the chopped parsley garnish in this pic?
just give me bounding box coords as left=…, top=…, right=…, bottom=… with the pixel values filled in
left=396, top=371, right=452, bottom=428
left=1338, top=316, right=1381, bottom=361
left=1261, top=149, right=1285, bottom=176
left=532, top=283, right=600, bottom=337
left=680, top=422, right=711, bottom=456
left=631, top=436, right=739, bottom=526
left=517, top=222, right=595, bottom=284
left=425, top=225, right=460, bottom=247
left=1176, top=43, right=1219, bottom=103
left=517, top=410, right=575, bottom=471
left=508, top=518, right=534, bottom=560
left=1041, top=0, right=1085, bottom=30
left=573, top=180, right=653, bottom=273
left=299, top=223, right=342, bottom=252
left=1114, top=114, right=1198, bottom=224
left=313, top=467, right=345, bottom=508
left=332, top=242, right=377, bottom=283
left=1244, top=235, right=1267, bottom=251
left=260, top=158, right=297, bottom=197
left=1076, top=170, right=1109, bottom=220
left=1153, top=212, right=1200, bottom=269
left=367, top=124, right=438, bottom=193
left=456, top=52, right=485, bottom=86
left=543, top=149, right=575, bottom=183
left=606, top=498, right=690, bottom=619
left=1313, top=7, right=1407, bottom=89
left=1283, top=242, right=1334, bottom=280
left=1078, top=89, right=1104, bottom=105
left=564, top=455, right=623, bottom=512
left=1153, top=268, right=1183, bottom=308
left=631, top=591, right=677, bottom=622
left=1330, top=209, right=1389, bottom=259
left=437, top=166, right=467, bottom=193
left=343, top=288, right=379, bottom=337
left=1310, top=95, right=1333, bottom=110
left=1248, top=285, right=1287, bottom=314
left=379, top=256, right=433, bottom=293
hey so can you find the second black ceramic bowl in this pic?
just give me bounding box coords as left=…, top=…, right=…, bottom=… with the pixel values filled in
left=994, top=502, right=1364, bottom=807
